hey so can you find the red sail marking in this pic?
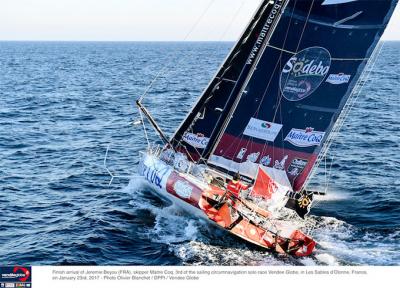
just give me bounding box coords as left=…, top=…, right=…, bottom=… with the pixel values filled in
left=251, top=167, right=278, bottom=200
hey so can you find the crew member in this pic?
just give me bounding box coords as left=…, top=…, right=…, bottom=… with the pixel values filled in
left=226, top=172, right=249, bottom=199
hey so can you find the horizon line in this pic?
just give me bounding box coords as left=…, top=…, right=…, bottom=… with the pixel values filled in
left=1, top=39, right=399, bottom=43
left=0, top=40, right=238, bottom=43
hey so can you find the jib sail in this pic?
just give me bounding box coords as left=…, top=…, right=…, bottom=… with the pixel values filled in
left=204, top=0, right=398, bottom=191
left=170, top=0, right=290, bottom=161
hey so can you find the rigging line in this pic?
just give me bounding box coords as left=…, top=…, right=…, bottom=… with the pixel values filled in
left=304, top=41, right=385, bottom=191
left=334, top=43, right=384, bottom=134
left=206, top=0, right=290, bottom=162
left=170, top=0, right=251, bottom=160
left=219, top=0, right=246, bottom=41
left=212, top=0, right=294, bottom=166
left=255, top=0, right=299, bottom=168
left=199, top=1, right=273, bottom=162
left=335, top=42, right=381, bottom=130
left=326, top=154, right=334, bottom=193
left=321, top=59, right=379, bottom=159
left=137, top=0, right=216, bottom=103
left=309, top=153, right=333, bottom=213
left=258, top=0, right=297, bottom=171
left=173, top=0, right=269, bottom=151
left=267, top=44, right=295, bottom=54
left=327, top=42, right=383, bottom=156
left=272, top=0, right=315, bottom=124
left=273, top=1, right=316, bottom=222
left=212, top=1, right=296, bottom=178
left=228, top=0, right=302, bottom=182
left=139, top=110, right=150, bottom=147
left=295, top=0, right=315, bottom=53
left=245, top=0, right=311, bottom=157
left=315, top=155, right=328, bottom=210
left=176, top=0, right=249, bottom=162
left=271, top=5, right=298, bottom=170
left=285, top=0, right=380, bottom=195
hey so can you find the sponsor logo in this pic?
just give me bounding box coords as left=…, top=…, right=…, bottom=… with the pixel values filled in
left=326, top=73, right=351, bottom=85
left=285, top=127, right=326, bottom=148
left=183, top=132, right=210, bottom=149
left=280, top=47, right=331, bottom=101
left=260, top=155, right=272, bottom=167
left=299, top=195, right=312, bottom=209
left=173, top=180, right=193, bottom=199
left=246, top=152, right=260, bottom=163
left=244, top=118, right=283, bottom=142
left=274, top=155, right=288, bottom=170
left=236, top=148, right=247, bottom=160
left=287, top=158, right=308, bottom=177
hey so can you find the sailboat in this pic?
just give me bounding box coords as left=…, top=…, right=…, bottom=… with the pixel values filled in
left=136, top=0, right=398, bottom=256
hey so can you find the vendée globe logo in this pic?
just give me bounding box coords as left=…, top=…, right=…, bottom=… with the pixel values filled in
left=280, top=47, right=331, bottom=101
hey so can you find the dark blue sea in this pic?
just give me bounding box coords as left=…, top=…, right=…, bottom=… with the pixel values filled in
left=0, top=41, right=399, bottom=266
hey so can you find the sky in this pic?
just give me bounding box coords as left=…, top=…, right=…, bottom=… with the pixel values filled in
left=0, top=0, right=399, bottom=41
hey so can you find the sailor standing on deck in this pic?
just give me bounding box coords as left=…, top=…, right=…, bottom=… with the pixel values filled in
left=226, top=172, right=249, bottom=199
left=224, top=172, right=249, bottom=222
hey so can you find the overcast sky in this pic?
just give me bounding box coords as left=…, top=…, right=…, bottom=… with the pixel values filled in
left=1, top=0, right=399, bottom=41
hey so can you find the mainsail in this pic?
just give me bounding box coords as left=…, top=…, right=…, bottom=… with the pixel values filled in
left=171, top=0, right=398, bottom=191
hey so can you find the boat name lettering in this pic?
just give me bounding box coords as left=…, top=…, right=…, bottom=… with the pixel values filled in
left=247, top=0, right=285, bottom=65
left=140, top=164, right=169, bottom=189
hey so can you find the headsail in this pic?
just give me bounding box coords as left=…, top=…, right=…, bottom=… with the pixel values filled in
left=171, top=0, right=398, bottom=191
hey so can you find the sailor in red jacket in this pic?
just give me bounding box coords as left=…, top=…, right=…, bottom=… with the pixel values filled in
left=226, top=172, right=249, bottom=199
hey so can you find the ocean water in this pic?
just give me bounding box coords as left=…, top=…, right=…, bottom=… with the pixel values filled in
left=0, top=41, right=399, bottom=266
